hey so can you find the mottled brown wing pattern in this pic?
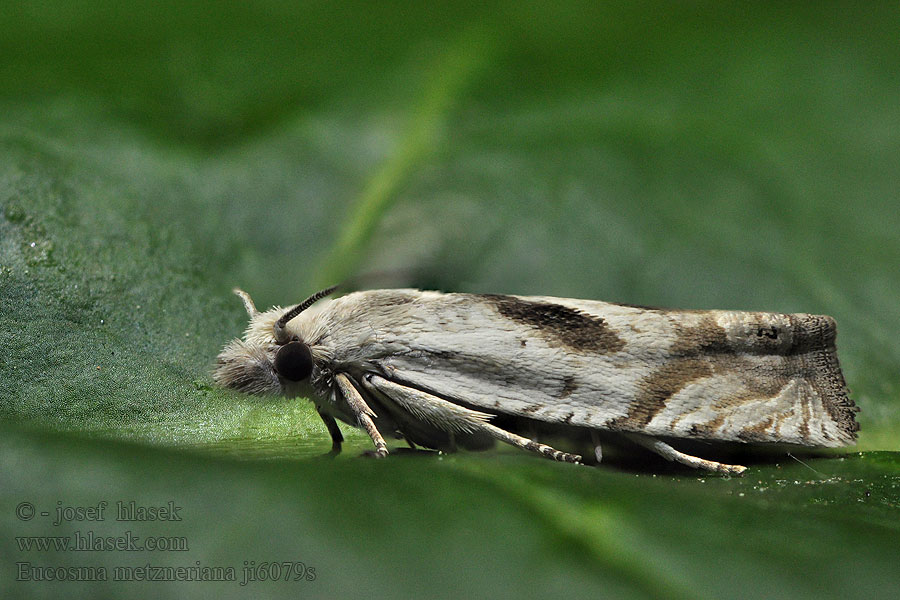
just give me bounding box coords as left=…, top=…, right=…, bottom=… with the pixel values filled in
left=315, top=292, right=858, bottom=448
left=600, top=312, right=858, bottom=446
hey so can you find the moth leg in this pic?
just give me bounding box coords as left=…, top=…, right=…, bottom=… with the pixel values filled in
left=335, top=373, right=388, bottom=458
left=591, top=430, right=603, bottom=464
left=484, top=422, right=582, bottom=464
left=625, top=433, right=747, bottom=476
left=315, top=406, right=343, bottom=456
left=364, top=375, right=581, bottom=464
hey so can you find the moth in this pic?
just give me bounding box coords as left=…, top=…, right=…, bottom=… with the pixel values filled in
left=214, top=287, right=859, bottom=475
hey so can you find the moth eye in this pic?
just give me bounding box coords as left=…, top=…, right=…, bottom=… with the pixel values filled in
left=274, top=341, right=313, bottom=382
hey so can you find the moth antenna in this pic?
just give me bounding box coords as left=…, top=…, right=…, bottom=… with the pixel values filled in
left=233, top=288, right=258, bottom=317
left=274, top=284, right=340, bottom=343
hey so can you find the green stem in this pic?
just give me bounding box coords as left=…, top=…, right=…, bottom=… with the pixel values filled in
left=315, top=27, right=494, bottom=288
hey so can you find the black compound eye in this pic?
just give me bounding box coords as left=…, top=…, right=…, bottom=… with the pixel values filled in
left=274, top=341, right=313, bottom=382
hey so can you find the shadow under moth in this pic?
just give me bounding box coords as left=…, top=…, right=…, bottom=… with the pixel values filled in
left=214, top=287, right=859, bottom=475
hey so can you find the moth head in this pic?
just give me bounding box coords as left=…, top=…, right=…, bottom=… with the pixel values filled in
left=214, top=286, right=338, bottom=395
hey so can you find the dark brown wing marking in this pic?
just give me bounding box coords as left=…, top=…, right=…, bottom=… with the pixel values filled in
left=559, top=376, right=578, bottom=399
left=608, top=358, right=713, bottom=430
left=481, top=294, right=625, bottom=354
left=670, top=316, right=731, bottom=355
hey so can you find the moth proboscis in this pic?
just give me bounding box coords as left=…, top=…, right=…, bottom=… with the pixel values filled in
left=214, top=287, right=860, bottom=475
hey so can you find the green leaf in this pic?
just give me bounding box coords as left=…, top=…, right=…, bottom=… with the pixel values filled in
left=2, top=2, right=899, bottom=599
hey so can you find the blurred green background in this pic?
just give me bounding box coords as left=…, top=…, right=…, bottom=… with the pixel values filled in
left=1, top=2, right=898, bottom=598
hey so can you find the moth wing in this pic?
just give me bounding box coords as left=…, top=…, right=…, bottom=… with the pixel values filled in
left=311, top=291, right=857, bottom=449
left=324, top=293, right=655, bottom=440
